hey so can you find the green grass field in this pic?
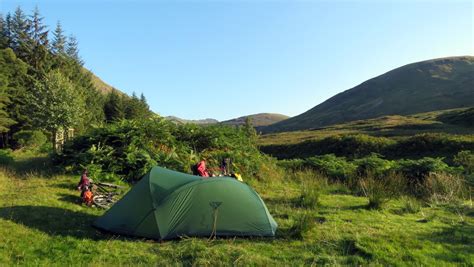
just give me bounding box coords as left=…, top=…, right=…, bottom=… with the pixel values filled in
left=259, top=108, right=473, bottom=146
left=1, top=152, right=472, bottom=265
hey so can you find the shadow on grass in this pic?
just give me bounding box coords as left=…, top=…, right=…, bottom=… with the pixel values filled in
left=0, top=205, right=110, bottom=240
left=264, top=196, right=294, bottom=206
left=342, top=204, right=369, bottom=210
left=57, top=193, right=81, bottom=204
left=418, top=223, right=474, bottom=263
left=4, top=155, right=57, bottom=178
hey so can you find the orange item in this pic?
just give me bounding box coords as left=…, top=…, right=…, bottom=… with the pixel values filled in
left=83, top=190, right=94, bottom=206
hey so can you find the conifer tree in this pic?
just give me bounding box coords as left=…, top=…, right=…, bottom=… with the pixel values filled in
left=51, top=21, right=66, bottom=55
left=10, top=7, right=32, bottom=59
left=66, top=34, right=82, bottom=64
left=0, top=48, right=30, bottom=146
left=3, top=14, right=13, bottom=48
left=140, top=93, right=150, bottom=110
left=0, top=88, right=15, bottom=133
left=104, top=89, right=125, bottom=122
left=29, top=7, right=48, bottom=45
left=27, top=6, right=49, bottom=74
left=0, top=15, right=10, bottom=49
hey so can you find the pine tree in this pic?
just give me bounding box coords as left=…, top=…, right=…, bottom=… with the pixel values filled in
left=0, top=89, right=15, bottom=133
left=66, top=34, right=82, bottom=64
left=29, top=6, right=48, bottom=45
left=0, top=15, right=10, bottom=49
left=51, top=21, right=66, bottom=55
left=140, top=93, right=150, bottom=110
left=27, top=6, right=50, bottom=74
left=0, top=48, right=30, bottom=147
left=10, top=7, right=32, bottom=59
left=124, top=92, right=140, bottom=119
left=104, top=89, right=125, bottom=122
left=3, top=13, right=13, bottom=47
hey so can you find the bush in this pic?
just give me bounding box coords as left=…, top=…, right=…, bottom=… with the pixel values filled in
left=286, top=212, right=314, bottom=239
left=295, top=174, right=326, bottom=209
left=454, top=150, right=474, bottom=186
left=425, top=173, right=466, bottom=205
left=13, top=130, right=47, bottom=150
left=399, top=196, right=422, bottom=214
left=277, top=159, right=305, bottom=171
left=358, top=172, right=405, bottom=209
left=0, top=149, right=13, bottom=165
left=389, top=133, right=474, bottom=158
left=57, top=118, right=275, bottom=182
left=454, top=150, right=474, bottom=174
left=354, top=154, right=395, bottom=176
left=261, top=132, right=474, bottom=162
left=304, top=155, right=357, bottom=181
left=317, top=134, right=394, bottom=158
left=261, top=134, right=394, bottom=159
left=392, top=157, right=461, bottom=198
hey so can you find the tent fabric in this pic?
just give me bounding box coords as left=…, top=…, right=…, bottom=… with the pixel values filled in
left=93, top=166, right=277, bottom=240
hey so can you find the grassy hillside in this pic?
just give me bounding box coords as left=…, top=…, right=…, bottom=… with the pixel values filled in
left=260, top=108, right=474, bottom=146
left=84, top=68, right=129, bottom=96
left=1, top=152, right=472, bottom=265
left=263, top=56, right=474, bottom=133
left=222, top=113, right=289, bottom=128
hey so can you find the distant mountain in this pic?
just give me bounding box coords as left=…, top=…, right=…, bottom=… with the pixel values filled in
left=165, top=116, right=219, bottom=125
left=221, top=113, right=289, bottom=128
left=263, top=56, right=474, bottom=133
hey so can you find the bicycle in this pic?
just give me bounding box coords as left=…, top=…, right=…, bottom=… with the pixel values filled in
left=91, top=182, right=124, bottom=209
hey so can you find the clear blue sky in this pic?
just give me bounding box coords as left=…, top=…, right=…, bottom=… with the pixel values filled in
left=1, top=0, right=473, bottom=121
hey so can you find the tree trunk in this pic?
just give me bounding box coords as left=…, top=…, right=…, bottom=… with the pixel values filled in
left=52, top=129, right=57, bottom=153
left=0, top=133, right=4, bottom=148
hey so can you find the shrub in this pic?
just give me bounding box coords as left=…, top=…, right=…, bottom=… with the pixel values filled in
left=425, top=172, right=466, bottom=205
left=399, top=196, right=422, bottom=214
left=354, top=154, right=395, bottom=176
left=454, top=150, right=474, bottom=174
left=277, top=159, right=305, bottom=171
left=57, top=118, right=275, bottom=182
left=13, top=130, right=47, bottom=149
left=0, top=149, right=13, bottom=165
left=261, top=134, right=394, bottom=159
left=358, top=172, right=405, bottom=209
left=287, top=212, right=314, bottom=239
left=261, top=132, right=474, bottom=162
left=389, top=133, right=474, bottom=158
left=296, top=182, right=321, bottom=209
left=304, top=155, right=357, bottom=181
left=393, top=157, right=463, bottom=198
left=454, top=150, right=474, bottom=186
left=317, top=134, right=394, bottom=158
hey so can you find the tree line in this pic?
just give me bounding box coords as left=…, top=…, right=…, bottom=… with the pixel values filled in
left=0, top=6, right=152, bottom=148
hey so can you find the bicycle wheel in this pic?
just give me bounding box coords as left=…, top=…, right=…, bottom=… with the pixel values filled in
left=93, top=195, right=113, bottom=209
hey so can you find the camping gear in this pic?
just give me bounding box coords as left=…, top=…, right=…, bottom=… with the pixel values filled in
left=93, top=166, right=277, bottom=240
left=92, top=182, right=123, bottom=209
left=82, top=189, right=93, bottom=206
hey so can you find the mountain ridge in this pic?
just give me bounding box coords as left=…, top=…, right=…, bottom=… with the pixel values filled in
left=262, top=56, right=474, bottom=133
left=221, top=113, right=289, bottom=128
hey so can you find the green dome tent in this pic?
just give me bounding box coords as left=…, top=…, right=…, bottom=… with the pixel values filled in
left=93, top=166, right=277, bottom=240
